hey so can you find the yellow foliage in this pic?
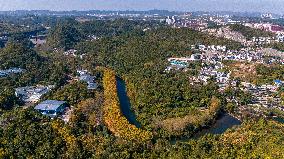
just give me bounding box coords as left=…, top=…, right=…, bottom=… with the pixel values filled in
left=0, top=148, right=6, bottom=158
left=103, top=68, right=152, bottom=141
left=51, top=121, right=78, bottom=157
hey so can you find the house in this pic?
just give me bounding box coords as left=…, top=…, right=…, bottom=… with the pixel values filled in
left=77, top=70, right=98, bottom=90
left=190, top=54, right=202, bottom=61
left=87, top=82, right=98, bottom=90
left=252, top=37, right=272, bottom=45
left=0, top=68, right=25, bottom=76
left=15, top=85, right=54, bottom=103
left=35, top=100, right=68, bottom=117
left=64, top=49, right=77, bottom=56
left=0, top=71, right=7, bottom=77
left=6, top=68, right=25, bottom=74
left=80, top=74, right=98, bottom=89
left=276, top=33, right=284, bottom=42
left=165, top=16, right=176, bottom=25
left=274, top=79, right=283, bottom=87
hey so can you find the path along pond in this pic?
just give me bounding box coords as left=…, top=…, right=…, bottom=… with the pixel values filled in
left=116, top=78, right=242, bottom=141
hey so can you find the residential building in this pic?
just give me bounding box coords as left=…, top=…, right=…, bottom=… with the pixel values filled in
left=276, top=33, right=284, bottom=42
left=35, top=100, right=68, bottom=117
left=77, top=70, right=98, bottom=90
left=64, top=49, right=78, bottom=56
left=0, top=68, right=25, bottom=77
left=30, top=35, right=47, bottom=46
left=252, top=37, right=272, bottom=45
left=274, top=79, right=283, bottom=87
left=15, top=85, right=54, bottom=103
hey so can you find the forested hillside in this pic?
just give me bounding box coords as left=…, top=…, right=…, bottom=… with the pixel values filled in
left=0, top=17, right=283, bottom=158
left=1, top=112, right=282, bottom=158
left=81, top=27, right=241, bottom=138
left=229, top=24, right=275, bottom=40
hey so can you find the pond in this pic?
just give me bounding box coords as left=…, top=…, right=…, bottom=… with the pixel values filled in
left=116, top=78, right=242, bottom=142
left=193, top=114, right=241, bottom=138
left=171, top=114, right=241, bottom=144
left=116, top=78, right=141, bottom=128
left=273, top=117, right=284, bottom=123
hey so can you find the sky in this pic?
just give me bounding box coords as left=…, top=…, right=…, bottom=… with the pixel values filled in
left=0, top=0, right=283, bottom=14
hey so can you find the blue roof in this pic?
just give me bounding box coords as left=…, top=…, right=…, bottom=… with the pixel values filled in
left=35, top=100, right=66, bottom=111
left=87, top=82, right=98, bottom=89
left=274, top=79, right=282, bottom=84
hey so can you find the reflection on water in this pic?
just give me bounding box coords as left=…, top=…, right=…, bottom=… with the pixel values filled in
left=274, top=117, right=284, bottom=123
left=116, top=78, right=141, bottom=128
left=172, top=114, right=241, bottom=144
left=193, top=114, right=241, bottom=138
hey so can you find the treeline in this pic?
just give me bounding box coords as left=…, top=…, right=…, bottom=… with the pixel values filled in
left=0, top=107, right=283, bottom=158
left=0, top=18, right=283, bottom=158
left=0, top=109, right=79, bottom=158
left=0, top=40, right=74, bottom=87
left=103, top=68, right=152, bottom=141
left=47, top=18, right=162, bottom=51
left=256, top=64, right=284, bottom=84
left=229, top=24, right=275, bottom=40
left=144, top=119, right=284, bottom=158
left=265, top=42, right=284, bottom=51
left=159, top=96, right=222, bottom=138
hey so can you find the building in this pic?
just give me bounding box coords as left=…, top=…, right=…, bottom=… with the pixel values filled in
left=35, top=100, right=68, bottom=117
left=30, top=35, right=47, bottom=46
left=166, top=16, right=176, bottom=25
left=261, top=13, right=273, bottom=19
left=276, top=33, right=284, bottom=42
left=252, top=37, right=272, bottom=45
left=77, top=70, right=98, bottom=90
left=15, top=85, right=54, bottom=103
left=274, top=79, right=283, bottom=87
left=271, top=25, right=283, bottom=32
left=0, top=68, right=25, bottom=78
left=64, top=49, right=78, bottom=56
left=7, top=68, right=25, bottom=74
left=0, top=71, right=7, bottom=77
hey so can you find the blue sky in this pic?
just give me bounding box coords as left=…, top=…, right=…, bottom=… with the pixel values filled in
left=0, top=0, right=283, bottom=14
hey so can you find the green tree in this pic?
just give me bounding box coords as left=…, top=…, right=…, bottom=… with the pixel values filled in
left=47, top=19, right=82, bottom=50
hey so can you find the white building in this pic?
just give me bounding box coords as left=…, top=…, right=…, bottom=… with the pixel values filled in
left=276, top=33, right=284, bottom=42
left=15, top=85, right=55, bottom=103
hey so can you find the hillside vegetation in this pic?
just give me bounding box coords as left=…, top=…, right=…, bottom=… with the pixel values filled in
left=103, top=68, right=152, bottom=141
left=229, top=24, right=275, bottom=40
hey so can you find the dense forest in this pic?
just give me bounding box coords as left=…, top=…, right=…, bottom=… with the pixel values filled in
left=265, top=42, right=284, bottom=51
left=47, top=18, right=162, bottom=51
left=0, top=17, right=283, bottom=158
left=0, top=109, right=283, bottom=158
left=78, top=26, right=242, bottom=138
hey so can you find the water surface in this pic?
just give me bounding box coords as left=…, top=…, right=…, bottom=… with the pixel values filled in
left=193, top=114, right=241, bottom=138
left=171, top=114, right=241, bottom=144
left=116, top=78, right=141, bottom=128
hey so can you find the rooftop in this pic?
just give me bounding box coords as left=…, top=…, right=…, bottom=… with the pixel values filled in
left=35, top=100, right=66, bottom=111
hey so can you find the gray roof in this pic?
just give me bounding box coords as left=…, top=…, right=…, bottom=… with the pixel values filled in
left=35, top=100, right=66, bottom=111
left=79, top=74, right=94, bottom=83
left=87, top=83, right=98, bottom=89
